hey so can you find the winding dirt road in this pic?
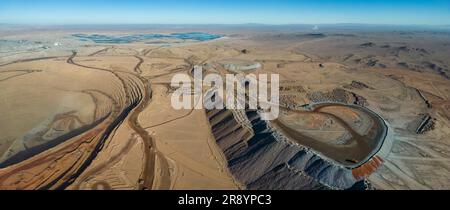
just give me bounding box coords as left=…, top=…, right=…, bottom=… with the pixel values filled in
left=67, top=51, right=162, bottom=189
left=274, top=103, right=388, bottom=168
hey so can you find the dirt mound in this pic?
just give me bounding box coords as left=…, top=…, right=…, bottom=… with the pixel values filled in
left=344, top=81, right=373, bottom=90
left=206, top=109, right=357, bottom=189
left=360, top=42, right=376, bottom=48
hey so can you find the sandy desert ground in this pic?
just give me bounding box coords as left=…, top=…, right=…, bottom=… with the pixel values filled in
left=0, top=25, right=449, bottom=190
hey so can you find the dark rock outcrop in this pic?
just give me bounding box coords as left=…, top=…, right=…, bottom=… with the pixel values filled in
left=206, top=109, right=357, bottom=190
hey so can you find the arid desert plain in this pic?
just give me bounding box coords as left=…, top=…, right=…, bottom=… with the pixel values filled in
left=0, top=25, right=449, bottom=190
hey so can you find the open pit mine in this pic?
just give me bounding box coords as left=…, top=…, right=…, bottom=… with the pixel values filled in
left=0, top=27, right=449, bottom=190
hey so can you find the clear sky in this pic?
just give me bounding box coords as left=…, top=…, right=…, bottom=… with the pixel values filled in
left=0, top=0, right=449, bottom=25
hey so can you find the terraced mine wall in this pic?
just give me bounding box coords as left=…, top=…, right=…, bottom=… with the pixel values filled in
left=0, top=115, right=109, bottom=168
left=0, top=54, right=150, bottom=189
left=206, top=109, right=358, bottom=190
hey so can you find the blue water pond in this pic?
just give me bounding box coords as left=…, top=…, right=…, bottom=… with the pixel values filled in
left=72, top=32, right=222, bottom=44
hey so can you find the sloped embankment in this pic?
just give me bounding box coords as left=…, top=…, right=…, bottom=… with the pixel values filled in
left=0, top=56, right=149, bottom=189
left=206, top=109, right=357, bottom=190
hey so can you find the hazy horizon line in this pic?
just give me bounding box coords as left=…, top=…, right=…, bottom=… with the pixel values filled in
left=1, top=22, right=450, bottom=27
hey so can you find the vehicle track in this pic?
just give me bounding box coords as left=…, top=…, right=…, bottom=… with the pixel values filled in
left=0, top=50, right=190, bottom=189
left=67, top=51, right=160, bottom=189
left=0, top=70, right=42, bottom=82
left=0, top=56, right=60, bottom=67
left=134, top=55, right=144, bottom=74
left=88, top=47, right=110, bottom=56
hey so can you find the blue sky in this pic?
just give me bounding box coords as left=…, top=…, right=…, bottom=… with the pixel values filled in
left=0, top=0, right=449, bottom=25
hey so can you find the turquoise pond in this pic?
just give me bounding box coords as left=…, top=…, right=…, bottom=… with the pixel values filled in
left=72, top=32, right=223, bottom=44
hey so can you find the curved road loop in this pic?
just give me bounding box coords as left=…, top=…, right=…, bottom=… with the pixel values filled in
left=275, top=103, right=388, bottom=168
